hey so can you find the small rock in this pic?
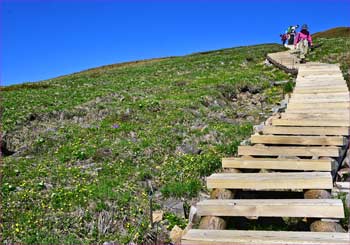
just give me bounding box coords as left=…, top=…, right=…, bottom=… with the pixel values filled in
left=240, top=139, right=250, bottom=146
left=310, top=220, right=346, bottom=232
left=246, top=116, right=255, bottom=121
left=304, top=190, right=331, bottom=199
left=253, top=123, right=264, bottom=134
left=163, top=198, right=184, bottom=218
left=264, top=59, right=272, bottom=66
left=175, top=142, right=201, bottom=155
left=337, top=168, right=350, bottom=181
left=210, top=188, right=235, bottom=199
left=188, top=206, right=200, bottom=224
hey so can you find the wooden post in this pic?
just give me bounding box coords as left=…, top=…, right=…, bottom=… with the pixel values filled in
left=198, top=169, right=240, bottom=229
left=304, top=189, right=331, bottom=199
left=310, top=220, right=346, bottom=232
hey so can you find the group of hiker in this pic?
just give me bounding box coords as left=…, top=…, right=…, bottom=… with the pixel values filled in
left=280, top=24, right=313, bottom=63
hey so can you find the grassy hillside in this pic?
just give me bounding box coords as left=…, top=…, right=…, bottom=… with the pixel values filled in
left=313, top=26, right=350, bottom=38
left=1, top=44, right=291, bottom=243
left=309, top=27, right=350, bottom=83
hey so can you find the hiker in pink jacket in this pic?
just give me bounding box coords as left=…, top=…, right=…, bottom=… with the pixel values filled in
left=294, top=24, right=313, bottom=63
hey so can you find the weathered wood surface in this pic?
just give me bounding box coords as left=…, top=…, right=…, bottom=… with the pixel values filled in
left=286, top=101, right=350, bottom=109
left=238, top=145, right=340, bottom=157
left=262, top=126, right=350, bottom=136
left=250, top=135, right=346, bottom=146
left=289, top=97, right=350, bottom=104
left=272, top=119, right=350, bottom=127
left=285, top=108, right=350, bottom=114
left=294, top=87, right=349, bottom=94
left=281, top=113, right=350, bottom=120
left=222, top=157, right=332, bottom=171
left=182, top=230, right=350, bottom=244
left=206, top=172, right=333, bottom=190
left=291, top=92, right=350, bottom=99
left=196, top=199, right=344, bottom=218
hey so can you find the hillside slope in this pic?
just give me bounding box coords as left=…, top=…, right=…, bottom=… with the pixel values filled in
left=1, top=28, right=349, bottom=243
left=313, top=26, right=350, bottom=38
left=309, top=27, right=350, bottom=83
left=1, top=44, right=291, bottom=244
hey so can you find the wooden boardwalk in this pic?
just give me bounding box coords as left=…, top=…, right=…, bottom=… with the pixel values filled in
left=181, top=50, right=350, bottom=244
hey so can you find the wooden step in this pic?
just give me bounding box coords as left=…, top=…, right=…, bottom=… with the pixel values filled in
left=272, top=119, right=350, bottom=127
left=206, top=172, right=333, bottom=190
left=251, top=135, right=346, bottom=146
left=238, top=145, right=340, bottom=157
left=285, top=108, right=350, bottom=114
left=297, top=80, right=346, bottom=84
left=291, top=92, right=350, bottom=99
left=295, top=81, right=346, bottom=86
left=197, top=199, right=344, bottom=218
left=296, top=78, right=345, bottom=83
left=298, top=74, right=343, bottom=79
left=262, top=126, right=350, bottom=136
left=287, top=102, right=350, bottom=110
left=295, top=85, right=347, bottom=90
left=281, top=113, right=349, bottom=120
left=222, top=157, right=332, bottom=171
left=294, top=87, right=349, bottom=94
left=298, top=71, right=341, bottom=75
left=294, top=88, right=349, bottom=94
left=182, top=230, right=350, bottom=244
left=288, top=98, right=350, bottom=103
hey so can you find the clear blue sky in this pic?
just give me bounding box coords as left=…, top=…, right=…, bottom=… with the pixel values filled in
left=1, top=0, right=350, bottom=86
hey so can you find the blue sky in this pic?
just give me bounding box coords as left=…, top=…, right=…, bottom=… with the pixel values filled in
left=1, top=0, right=350, bottom=86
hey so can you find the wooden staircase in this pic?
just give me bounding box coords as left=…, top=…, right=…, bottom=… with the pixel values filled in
left=181, top=51, right=350, bottom=244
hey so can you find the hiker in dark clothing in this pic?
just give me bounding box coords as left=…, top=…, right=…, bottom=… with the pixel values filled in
left=280, top=33, right=288, bottom=45
left=287, top=25, right=299, bottom=45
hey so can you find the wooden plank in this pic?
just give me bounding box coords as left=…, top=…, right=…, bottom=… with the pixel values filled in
left=294, top=89, right=349, bottom=94
left=298, top=71, right=341, bottom=75
left=182, top=230, right=350, bottom=244
left=294, top=87, right=349, bottom=94
left=197, top=199, right=344, bottom=218
left=281, top=113, right=349, bottom=120
left=295, top=83, right=346, bottom=88
left=222, top=157, right=331, bottom=171
left=288, top=97, right=350, bottom=103
left=262, top=126, right=350, bottom=136
left=206, top=172, right=333, bottom=190
left=238, top=145, right=340, bottom=157
left=287, top=102, right=350, bottom=109
left=296, top=80, right=346, bottom=85
left=296, top=76, right=344, bottom=80
left=285, top=108, right=350, bottom=114
left=272, top=119, right=350, bottom=127
left=298, top=75, right=343, bottom=79
left=250, top=135, right=345, bottom=146
left=291, top=92, right=350, bottom=99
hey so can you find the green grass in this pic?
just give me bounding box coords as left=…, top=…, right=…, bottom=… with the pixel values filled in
left=308, top=35, right=350, bottom=84
left=1, top=43, right=290, bottom=243
left=313, top=27, right=350, bottom=39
